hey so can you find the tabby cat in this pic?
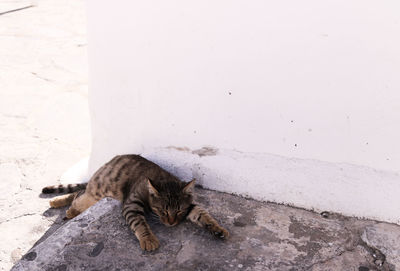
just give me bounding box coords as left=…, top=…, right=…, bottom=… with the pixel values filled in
left=42, top=154, right=229, bottom=251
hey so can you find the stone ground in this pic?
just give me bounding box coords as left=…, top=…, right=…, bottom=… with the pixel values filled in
left=10, top=195, right=400, bottom=271
left=1, top=1, right=400, bottom=271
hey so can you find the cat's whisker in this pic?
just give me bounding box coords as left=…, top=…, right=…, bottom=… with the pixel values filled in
left=150, top=215, right=163, bottom=223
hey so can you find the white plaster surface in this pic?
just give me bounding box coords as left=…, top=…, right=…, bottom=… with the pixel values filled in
left=86, top=0, right=400, bottom=223
left=143, top=147, right=400, bottom=224
left=60, top=157, right=90, bottom=184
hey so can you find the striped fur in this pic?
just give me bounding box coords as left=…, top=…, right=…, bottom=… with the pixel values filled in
left=42, top=183, right=87, bottom=194
left=42, top=154, right=229, bottom=251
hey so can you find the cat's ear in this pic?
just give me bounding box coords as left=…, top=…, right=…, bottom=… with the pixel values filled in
left=147, top=178, right=159, bottom=197
left=183, top=179, right=196, bottom=194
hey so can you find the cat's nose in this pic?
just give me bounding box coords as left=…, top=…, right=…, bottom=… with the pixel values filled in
left=167, top=214, right=176, bottom=225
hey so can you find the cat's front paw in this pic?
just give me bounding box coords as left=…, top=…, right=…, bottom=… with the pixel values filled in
left=210, top=225, right=229, bottom=240
left=139, top=234, right=160, bottom=251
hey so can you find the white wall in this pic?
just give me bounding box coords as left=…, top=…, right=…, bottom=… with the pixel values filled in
left=86, top=0, right=400, bottom=223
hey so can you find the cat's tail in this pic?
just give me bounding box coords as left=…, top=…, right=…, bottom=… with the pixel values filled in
left=42, top=183, right=88, bottom=194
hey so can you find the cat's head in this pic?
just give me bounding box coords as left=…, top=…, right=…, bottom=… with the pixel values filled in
left=147, top=178, right=195, bottom=227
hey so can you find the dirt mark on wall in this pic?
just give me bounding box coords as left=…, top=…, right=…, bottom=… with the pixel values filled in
left=167, top=146, right=218, bottom=157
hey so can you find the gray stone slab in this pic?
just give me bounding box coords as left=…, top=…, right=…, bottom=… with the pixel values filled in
left=362, top=223, right=400, bottom=268
left=12, top=188, right=400, bottom=271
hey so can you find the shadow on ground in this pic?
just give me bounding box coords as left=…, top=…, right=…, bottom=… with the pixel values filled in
left=25, top=193, right=70, bottom=249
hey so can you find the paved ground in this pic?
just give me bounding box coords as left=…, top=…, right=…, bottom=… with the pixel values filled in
left=0, top=1, right=89, bottom=270
left=1, top=1, right=400, bottom=271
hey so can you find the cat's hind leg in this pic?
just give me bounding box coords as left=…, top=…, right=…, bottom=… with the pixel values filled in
left=186, top=205, right=229, bottom=239
left=49, top=192, right=78, bottom=208
left=66, top=191, right=98, bottom=219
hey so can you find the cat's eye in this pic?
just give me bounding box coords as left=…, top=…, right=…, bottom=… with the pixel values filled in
left=154, top=208, right=165, bottom=216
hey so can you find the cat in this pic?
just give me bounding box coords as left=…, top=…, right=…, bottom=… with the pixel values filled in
left=42, top=154, right=229, bottom=251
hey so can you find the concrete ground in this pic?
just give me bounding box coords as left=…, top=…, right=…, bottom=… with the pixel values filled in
left=0, top=0, right=89, bottom=270
left=1, top=1, right=400, bottom=271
